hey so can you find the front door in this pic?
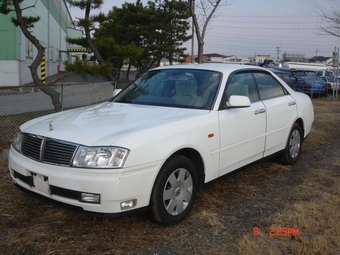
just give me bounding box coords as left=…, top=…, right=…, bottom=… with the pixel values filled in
left=218, top=72, right=266, bottom=176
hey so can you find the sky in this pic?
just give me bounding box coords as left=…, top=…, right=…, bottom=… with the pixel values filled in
left=68, top=0, right=340, bottom=60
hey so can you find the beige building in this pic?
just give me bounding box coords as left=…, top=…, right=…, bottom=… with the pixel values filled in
left=282, top=52, right=306, bottom=62
left=249, top=54, right=272, bottom=66
left=222, top=55, right=250, bottom=64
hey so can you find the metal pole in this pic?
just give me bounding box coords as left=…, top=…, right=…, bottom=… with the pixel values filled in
left=61, top=84, right=64, bottom=111
left=333, top=47, right=335, bottom=100
left=191, top=0, right=195, bottom=63
left=336, top=47, right=339, bottom=99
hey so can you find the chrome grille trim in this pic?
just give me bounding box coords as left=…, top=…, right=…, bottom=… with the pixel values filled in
left=21, top=134, right=43, bottom=161
left=21, top=133, right=78, bottom=166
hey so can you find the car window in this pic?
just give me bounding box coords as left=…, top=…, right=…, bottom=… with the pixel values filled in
left=113, top=69, right=221, bottom=110
left=224, top=72, right=259, bottom=103
left=253, top=72, right=286, bottom=100
left=326, top=76, right=334, bottom=82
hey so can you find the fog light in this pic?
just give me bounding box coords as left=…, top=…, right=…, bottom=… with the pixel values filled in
left=120, top=199, right=137, bottom=210
left=80, top=192, right=100, bottom=204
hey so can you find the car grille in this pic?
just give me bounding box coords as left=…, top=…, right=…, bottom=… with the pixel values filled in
left=21, top=133, right=78, bottom=166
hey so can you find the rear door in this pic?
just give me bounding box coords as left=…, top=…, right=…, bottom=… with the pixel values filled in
left=253, top=72, right=298, bottom=156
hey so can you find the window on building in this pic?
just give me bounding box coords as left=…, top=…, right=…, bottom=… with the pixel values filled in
left=56, top=48, right=59, bottom=62
left=49, top=46, right=54, bottom=61
left=25, top=39, right=33, bottom=59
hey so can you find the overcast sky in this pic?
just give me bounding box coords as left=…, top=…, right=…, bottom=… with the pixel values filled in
left=69, top=0, right=340, bottom=59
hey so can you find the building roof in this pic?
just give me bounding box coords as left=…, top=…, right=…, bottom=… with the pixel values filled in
left=203, top=53, right=225, bottom=58
left=309, top=56, right=331, bottom=62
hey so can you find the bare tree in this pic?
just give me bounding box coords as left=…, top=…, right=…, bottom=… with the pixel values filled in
left=184, top=0, right=231, bottom=63
left=0, top=0, right=62, bottom=111
left=318, top=6, right=340, bottom=38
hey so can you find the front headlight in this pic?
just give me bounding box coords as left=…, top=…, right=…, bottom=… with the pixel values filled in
left=12, top=130, right=24, bottom=152
left=72, top=146, right=129, bottom=168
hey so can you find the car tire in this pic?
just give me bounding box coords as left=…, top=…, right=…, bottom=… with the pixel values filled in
left=280, top=123, right=302, bottom=165
left=150, top=155, right=198, bottom=225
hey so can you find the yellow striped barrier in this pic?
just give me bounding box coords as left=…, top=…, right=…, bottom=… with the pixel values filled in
left=41, top=55, right=46, bottom=84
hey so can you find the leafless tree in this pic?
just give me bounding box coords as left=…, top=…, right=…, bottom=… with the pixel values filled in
left=317, top=6, right=340, bottom=38
left=184, top=0, right=231, bottom=63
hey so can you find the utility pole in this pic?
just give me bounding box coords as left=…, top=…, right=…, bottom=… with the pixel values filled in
left=276, top=46, right=281, bottom=62
left=332, top=46, right=339, bottom=99
left=189, top=0, right=195, bottom=63
left=315, top=49, right=319, bottom=57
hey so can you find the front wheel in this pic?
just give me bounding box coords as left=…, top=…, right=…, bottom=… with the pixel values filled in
left=150, top=155, right=198, bottom=225
left=280, top=123, right=303, bottom=165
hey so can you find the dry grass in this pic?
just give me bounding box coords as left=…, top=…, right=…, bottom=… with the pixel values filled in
left=1, top=98, right=340, bottom=255
left=238, top=98, right=340, bottom=255
left=238, top=170, right=340, bottom=255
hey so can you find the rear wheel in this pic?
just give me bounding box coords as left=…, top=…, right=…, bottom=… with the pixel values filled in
left=150, top=155, right=198, bottom=225
left=280, top=123, right=302, bottom=165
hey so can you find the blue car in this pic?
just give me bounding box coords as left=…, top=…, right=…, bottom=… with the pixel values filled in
left=294, top=77, right=326, bottom=96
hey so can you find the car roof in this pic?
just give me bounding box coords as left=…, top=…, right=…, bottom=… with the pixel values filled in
left=151, top=63, right=266, bottom=73
left=267, top=68, right=290, bottom=75
left=299, top=76, right=321, bottom=79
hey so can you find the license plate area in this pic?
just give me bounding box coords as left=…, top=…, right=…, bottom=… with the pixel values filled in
left=31, top=172, right=50, bottom=194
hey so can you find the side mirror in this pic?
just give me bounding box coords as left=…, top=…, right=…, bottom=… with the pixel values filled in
left=113, top=89, right=122, bottom=97
left=226, top=95, right=251, bottom=108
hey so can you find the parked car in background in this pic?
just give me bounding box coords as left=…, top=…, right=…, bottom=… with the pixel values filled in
left=9, top=64, right=314, bottom=225
left=308, top=76, right=332, bottom=93
left=322, top=76, right=340, bottom=91
left=267, top=68, right=296, bottom=89
left=294, top=77, right=327, bottom=96
left=268, top=67, right=309, bottom=78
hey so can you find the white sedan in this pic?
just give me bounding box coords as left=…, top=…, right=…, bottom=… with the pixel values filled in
left=9, top=64, right=314, bottom=225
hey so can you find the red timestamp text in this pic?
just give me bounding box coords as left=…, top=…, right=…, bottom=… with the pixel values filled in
left=253, top=226, right=300, bottom=237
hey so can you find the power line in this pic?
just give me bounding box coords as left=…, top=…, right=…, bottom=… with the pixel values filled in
left=208, top=25, right=316, bottom=30
left=214, top=20, right=316, bottom=24
left=217, top=15, right=317, bottom=18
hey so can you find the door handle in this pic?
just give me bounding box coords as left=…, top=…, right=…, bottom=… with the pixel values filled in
left=288, top=101, right=296, bottom=106
left=254, top=108, right=266, bottom=115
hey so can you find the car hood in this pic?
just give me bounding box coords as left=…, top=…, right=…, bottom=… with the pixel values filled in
left=20, top=102, right=209, bottom=146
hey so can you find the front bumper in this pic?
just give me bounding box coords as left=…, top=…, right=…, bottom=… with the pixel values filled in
left=9, top=147, right=160, bottom=214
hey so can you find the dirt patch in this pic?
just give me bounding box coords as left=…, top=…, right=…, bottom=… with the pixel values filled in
left=0, top=98, right=339, bottom=255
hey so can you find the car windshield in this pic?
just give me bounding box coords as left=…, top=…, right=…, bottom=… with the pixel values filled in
left=309, top=77, right=326, bottom=84
left=112, top=69, right=221, bottom=110
left=303, top=77, right=322, bottom=85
